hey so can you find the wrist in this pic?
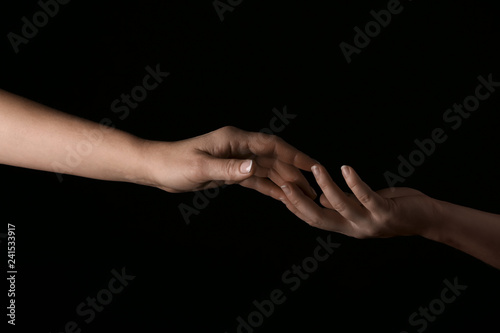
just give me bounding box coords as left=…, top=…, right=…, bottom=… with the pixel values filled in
left=133, top=139, right=174, bottom=189
left=418, top=197, right=447, bottom=242
left=114, top=136, right=154, bottom=186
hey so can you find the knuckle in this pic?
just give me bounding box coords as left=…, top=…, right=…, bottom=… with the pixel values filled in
left=254, top=132, right=272, bottom=147
left=290, top=197, right=301, bottom=207
left=357, top=192, right=371, bottom=204
left=307, top=215, right=323, bottom=229
left=267, top=134, right=279, bottom=145
left=332, top=200, right=347, bottom=213
left=224, top=160, right=238, bottom=178
left=219, top=125, right=237, bottom=136
left=222, top=125, right=236, bottom=132
left=317, top=180, right=331, bottom=191
left=269, top=189, right=281, bottom=200
left=273, top=135, right=284, bottom=144
left=349, top=181, right=361, bottom=192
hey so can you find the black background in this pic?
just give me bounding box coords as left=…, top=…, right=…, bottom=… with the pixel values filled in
left=1, top=0, right=499, bottom=332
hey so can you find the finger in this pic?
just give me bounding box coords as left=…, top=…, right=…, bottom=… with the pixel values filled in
left=238, top=130, right=317, bottom=171
left=312, top=164, right=366, bottom=221
left=252, top=161, right=286, bottom=189
left=320, top=192, right=362, bottom=209
left=279, top=195, right=316, bottom=225
left=319, top=194, right=332, bottom=208
left=253, top=159, right=283, bottom=180
left=340, top=165, right=387, bottom=212
left=202, top=156, right=255, bottom=182
left=281, top=181, right=351, bottom=234
left=254, top=156, right=316, bottom=199
left=239, top=176, right=283, bottom=200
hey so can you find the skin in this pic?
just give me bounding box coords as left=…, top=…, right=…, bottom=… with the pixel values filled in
left=1, top=89, right=498, bottom=269
left=280, top=164, right=500, bottom=269
left=0, top=89, right=316, bottom=200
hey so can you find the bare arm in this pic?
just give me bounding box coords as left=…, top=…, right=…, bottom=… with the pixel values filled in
left=280, top=164, right=500, bottom=269
left=428, top=200, right=500, bottom=269
left=0, top=89, right=317, bottom=199
left=0, top=89, right=148, bottom=184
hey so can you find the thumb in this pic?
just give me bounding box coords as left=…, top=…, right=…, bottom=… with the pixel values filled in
left=203, top=157, right=255, bottom=183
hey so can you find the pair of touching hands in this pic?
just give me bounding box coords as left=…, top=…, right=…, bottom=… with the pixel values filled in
left=1, top=90, right=497, bottom=267
left=156, top=126, right=500, bottom=269
left=0, top=89, right=428, bottom=240
left=153, top=126, right=433, bottom=239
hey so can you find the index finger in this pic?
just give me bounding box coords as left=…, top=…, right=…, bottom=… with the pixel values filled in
left=243, top=130, right=317, bottom=171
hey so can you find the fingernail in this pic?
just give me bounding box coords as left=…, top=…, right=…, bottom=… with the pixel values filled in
left=240, top=160, right=253, bottom=174
left=341, top=165, right=350, bottom=177
left=311, top=165, right=320, bottom=177
left=281, top=185, right=291, bottom=195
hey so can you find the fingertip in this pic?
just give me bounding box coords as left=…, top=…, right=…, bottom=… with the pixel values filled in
left=311, top=164, right=320, bottom=178
left=240, top=159, right=254, bottom=174
left=341, top=165, right=351, bottom=178
left=280, top=182, right=292, bottom=196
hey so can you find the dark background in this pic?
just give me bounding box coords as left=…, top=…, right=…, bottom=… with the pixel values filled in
left=1, top=0, right=499, bottom=332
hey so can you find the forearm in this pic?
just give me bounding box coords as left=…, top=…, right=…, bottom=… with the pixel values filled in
left=0, top=89, right=153, bottom=184
left=424, top=199, right=500, bottom=269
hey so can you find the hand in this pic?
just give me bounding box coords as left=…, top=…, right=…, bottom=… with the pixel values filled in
left=142, top=126, right=317, bottom=200
left=280, top=164, right=440, bottom=238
